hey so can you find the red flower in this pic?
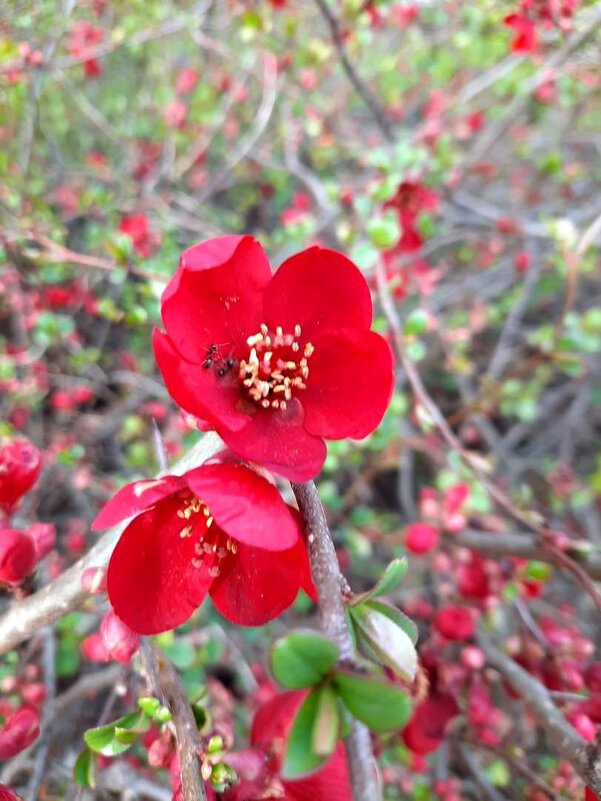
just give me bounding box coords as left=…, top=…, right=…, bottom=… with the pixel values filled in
left=433, top=606, right=475, bottom=641
left=92, top=462, right=314, bottom=634
left=0, top=438, right=42, bottom=514
left=405, top=523, right=439, bottom=555
left=504, top=13, right=538, bottom=52
left=402, top=693, right=459, bottom=755
left=153, top=237, right=394, bottom=481
left=250, top=690, right=353, bottom=801
left=0, top=706, right=40, bottom=759
left=0, top=785, right=23, bottom=801
left=0, top=529, right=37, bottom=587
left=118, top=213, right=160, bottom=258
left=100, top=610, right=140, bottom=663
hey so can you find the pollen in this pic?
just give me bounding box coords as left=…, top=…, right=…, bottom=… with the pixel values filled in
left=238, top=323, right=314, bottom=411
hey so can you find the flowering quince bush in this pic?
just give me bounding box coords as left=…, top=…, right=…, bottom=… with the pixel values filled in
left=0, top=0, right=600, bottom=799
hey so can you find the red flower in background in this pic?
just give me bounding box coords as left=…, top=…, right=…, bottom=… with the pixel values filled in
left=0, top=438, right=42, bottom=514
left=402, top=693, right=459, bottom=755
left=153, top=236, right=394, bottom=481
left=0, top=706, right=40, bottom=759
left=118, top=213, right=160, bottom=258
left=67, top=21, right=104, bottom=78
left=0, top=529, right=37, bottom=587
left=93, top=462, right=314, bottom=633
left=0, top=785, right=23, bottom=801
left=504, top=13, right=538, bottom=52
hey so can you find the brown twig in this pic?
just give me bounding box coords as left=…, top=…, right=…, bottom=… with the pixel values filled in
left=0, top=433, right=222, bottom=656
left=455, top=529, right=601, bottom=582
left=478, top=632, right=601, bottom=793
left=291, top=481, right=381, bottom=801
left=140, top=641, right=207, bottom=801
left=311, top=0, right=394, bottom=142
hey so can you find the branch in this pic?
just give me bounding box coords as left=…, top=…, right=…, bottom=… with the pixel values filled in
left=141, top=642, right=207, bottom=801
left=0, top=433, right=222, bottom=656
left=478, top=633, right=601, bottom=793
left=455, top=529, right=601, bottom=583
left=291, top=481, right=381, bottom=801
left=312, top=0, right=394, bottom=142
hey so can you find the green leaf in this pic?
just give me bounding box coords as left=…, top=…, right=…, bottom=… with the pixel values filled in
left=282, top=688, right=330, bottom=779
left=332, top=671, right=412, bottom=732
left=351, top=602, right=418, bottom=681
left=270, top=630, right=339, bottom=689
left=84, top=711, right=149, bottom=756
left=350, top=558, right=408, bottom=605
left=312, top=684, right=341, bottom=758
left=73, top=748, right=96, bottom=788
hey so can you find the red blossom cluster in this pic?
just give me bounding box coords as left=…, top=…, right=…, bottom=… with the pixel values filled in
left=504, top=0, right=579, bottom=52
left=118, top=213, right=161, bottom=258
left=67, top=20, right=104, bottom=78
left=382, top=178, right=440, bottom=299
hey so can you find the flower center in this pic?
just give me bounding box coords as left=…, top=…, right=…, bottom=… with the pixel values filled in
left=176, top=494, right=236, bottom=578
left=238, top=323, right=314, bottom=411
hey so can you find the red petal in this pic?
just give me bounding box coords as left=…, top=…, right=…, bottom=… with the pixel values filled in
left=209, top=540, right=304, bottom=625
left=250, top=692, right=352, bottom=801
left=264, top=247, right=373, bottom=340
left=286, top=747, right=352, bottom=801
left=107, top=499, right=213, bottom=634
left=153, top=330, right=249, bottom=432
left=92, top=475, right=186, bottom=530
left=293, top=534, right=317, bottom=601
left=302, top=328, right=394, bottom=439
left=161, top=235, right=272, bottom=362
left=184, top=464, right=300, bottom=551
left=218, top=404, right=327, bottom=482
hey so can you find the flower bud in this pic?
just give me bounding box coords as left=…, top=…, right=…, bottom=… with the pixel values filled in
left=81, top=632, right=108, bottom=662
left=405, top=523, right=439, bottom=555
left=100, top=610, right=140, bottom=664
left=0, top=706, right=40, bottom=759
left=433, top=606, right=475, bottom=641
left=0, top=529, right=37, bottom=587
left=81, top=566, right=107, bottom=595
left=26, top=522, right=56, bottom=560
left=0, top=439, right=42, bottom=512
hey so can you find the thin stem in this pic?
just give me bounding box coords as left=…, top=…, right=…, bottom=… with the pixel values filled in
left=312, top=0, right=394, bottom=142
left=478, top=632, right=601, bottom=792
left=291, top=480, right=381, bottom=801
left=142, top=640, right=207, bottom=801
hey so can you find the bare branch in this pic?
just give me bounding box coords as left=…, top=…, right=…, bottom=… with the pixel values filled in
left=478, top=632, right=601, bottom=793
left=312, top=0, right=394, bottom=142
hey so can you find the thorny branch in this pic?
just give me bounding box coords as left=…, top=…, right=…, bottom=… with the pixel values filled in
left=291, top=480, right=381, bottom=801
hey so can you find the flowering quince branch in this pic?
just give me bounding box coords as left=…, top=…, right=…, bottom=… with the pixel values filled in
left=478, top=632, right=601, bottom=794
left=291, top=480, right=381, bottom=801
left=140, top=640, right=207, bottom=801
left=0, top=434, right=222, bottom=656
